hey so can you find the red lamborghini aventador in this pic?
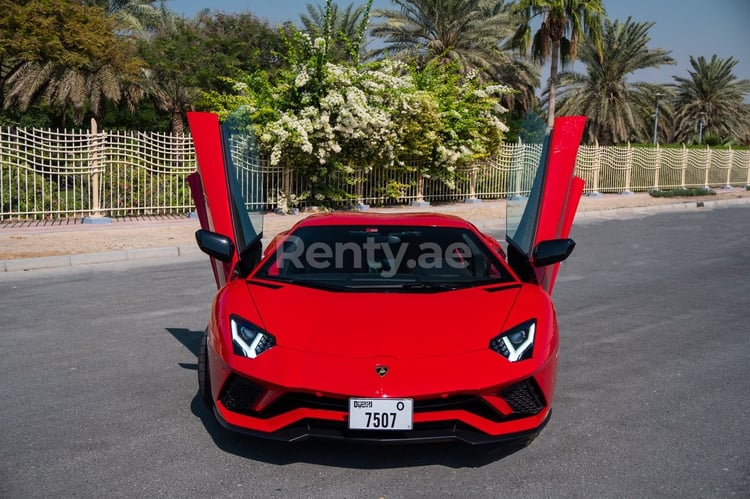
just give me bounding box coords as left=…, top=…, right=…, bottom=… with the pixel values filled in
left=188, top=110, right=586, bottom=445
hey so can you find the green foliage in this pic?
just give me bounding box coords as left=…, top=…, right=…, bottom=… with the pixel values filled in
left=1, top=168, right=89, bottom=218
left=202, top=41, right=511, bottom=205
left=300, top=0, right=373, bottom=64
left=101, top=167, right=192, bottom=216
left=671, top=55, right=750, bottom=145
left=190, top=12, right=287, bottom=86
left=516, top=111, right=546, bottom=143
left=380, top=179, right=412, bottom=201
left=410, top=60, right=510, bottom=169
left=511, top=0, right=606, bottom=127
left=628, top=143, right=748, bottom=150
left=0, top=0, right=117, bottom=66
left=1, top=0, right=145, bottom=128
left=556, top=17, right=676, bottom=145
left=649, top=187, right=715, bottom=198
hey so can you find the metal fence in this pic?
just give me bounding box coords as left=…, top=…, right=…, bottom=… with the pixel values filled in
left=1, top=126, right=749, bottom=220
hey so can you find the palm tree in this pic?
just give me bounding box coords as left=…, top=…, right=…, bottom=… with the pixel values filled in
left=85, top=0, right=162, bottom=38
left=554, top=17, right=675, bottom=144
left=371, top=0, right=510, bottom=70
left=511, top=0, right=605, bottom=129
left=300, top=1, right=373, bottom=63
left=671, top=55, right=750, bottom=144
left=370, top=0, right=538, bottom=113
left=5, top=58, right=142, bottom=128
left=137, top=13, right=199, bottom=134
left=3, top=1, right=144, bottom=128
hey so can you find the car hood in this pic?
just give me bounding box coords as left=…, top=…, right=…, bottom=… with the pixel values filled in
left=246, top=281, right=522, bottom=359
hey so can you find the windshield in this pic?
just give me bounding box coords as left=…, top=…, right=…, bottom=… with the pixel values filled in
left=254, top=225, right=515, bottom=291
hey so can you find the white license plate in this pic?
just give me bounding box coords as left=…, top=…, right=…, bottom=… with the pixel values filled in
left=348, top=398, right=413, bottom=430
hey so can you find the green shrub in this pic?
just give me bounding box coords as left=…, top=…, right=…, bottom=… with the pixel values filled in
left=649, top=187, right=716, bottom=198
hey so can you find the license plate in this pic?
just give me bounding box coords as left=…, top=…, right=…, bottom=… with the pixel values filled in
left=348, top=398, right=413, bottom=430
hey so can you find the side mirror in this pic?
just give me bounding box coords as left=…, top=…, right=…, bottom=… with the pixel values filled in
left=532, top=239, right=576, bottom=267
left=195, top=229, right=234, bottom=263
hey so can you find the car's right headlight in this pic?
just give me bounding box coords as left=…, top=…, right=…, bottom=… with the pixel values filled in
left=230, top=315, right=276, bottom=359
left=489, top=319, right=536, bottom=362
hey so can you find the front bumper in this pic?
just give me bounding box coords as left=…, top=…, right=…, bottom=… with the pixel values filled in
left=206, top=335, right=558, bottom=445
left=210, top=369, right=554, bottom=445
left=213, top=404, right=551, bottom=445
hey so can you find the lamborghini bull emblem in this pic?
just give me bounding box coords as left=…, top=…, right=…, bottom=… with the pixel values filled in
left=375, top=365, right=389, bottom=377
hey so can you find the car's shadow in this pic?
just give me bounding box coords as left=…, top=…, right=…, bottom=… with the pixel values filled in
left=166, top=327, right=202, bottom=370
left=167, top=327, right=527, bottom=468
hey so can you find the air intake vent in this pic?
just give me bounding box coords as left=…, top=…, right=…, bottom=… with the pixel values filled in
left=219, top=375, right=264, bottom=415
left=501, top=379, right=545, bottom=415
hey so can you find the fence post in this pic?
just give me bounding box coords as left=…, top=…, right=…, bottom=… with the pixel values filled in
left=463, top=164, right=481, bottom=204
left=283, top=166, right=291, bottom=198
left=724, top=146, right=733, bottom=189
left=680, top=144, right=687, bottom=188
left=621, top=142, right=633, bottom=195
left=590, top=140, right=602, bottom=196
left=355, top=167, right=369, bottom=211
left=653, top=142, right=661, bottom=191
left=703, top=145, right=711, bottom=189
left=91, top=119, right=100, bottom=216
left=411, top=171, right=429, bottom=207
left=82, top=118, right=111, bottom=224
left=511, top=139, right=524, bottom=199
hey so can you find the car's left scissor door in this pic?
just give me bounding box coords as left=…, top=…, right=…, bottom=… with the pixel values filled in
left=188, top=109, right=264, bottom=287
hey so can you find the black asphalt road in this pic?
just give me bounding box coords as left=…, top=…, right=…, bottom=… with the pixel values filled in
left=1, top=207, right=748, bottom=498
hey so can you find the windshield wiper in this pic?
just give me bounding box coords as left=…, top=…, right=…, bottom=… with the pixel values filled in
left=399, top=282, right=463, bottom=291
left=256, top=276, right=347, bottom=292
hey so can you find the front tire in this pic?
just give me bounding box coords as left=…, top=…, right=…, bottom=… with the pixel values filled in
left=198, top=330, right=213, bottom=409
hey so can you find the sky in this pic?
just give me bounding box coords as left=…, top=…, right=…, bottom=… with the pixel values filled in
left=171, top=0, right=750, bottom=88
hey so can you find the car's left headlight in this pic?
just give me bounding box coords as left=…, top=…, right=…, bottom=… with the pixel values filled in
left=489, top=319, right=535, bottom=362
left=230, top=315, right=276, bottom=359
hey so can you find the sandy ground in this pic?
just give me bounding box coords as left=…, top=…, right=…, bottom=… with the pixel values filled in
left=1, top=189, right=749, bottom=260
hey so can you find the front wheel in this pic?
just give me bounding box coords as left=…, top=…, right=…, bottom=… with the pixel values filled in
left=197, top=330, right=213, bottom=409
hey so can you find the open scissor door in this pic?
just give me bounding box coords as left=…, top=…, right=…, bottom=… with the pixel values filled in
left=506, top=116, right=586, bottom=294
left=188, top=109, right=264, bottom=288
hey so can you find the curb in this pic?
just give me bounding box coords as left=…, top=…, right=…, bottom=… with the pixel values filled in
left=2, top=198, right=749, bottom=273
left=574, top=196, right=750, bottom=220
left=2, top=245, right=202, bottom=273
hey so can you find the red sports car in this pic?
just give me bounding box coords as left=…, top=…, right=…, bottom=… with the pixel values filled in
left=188, top=110, right=585, bottom=445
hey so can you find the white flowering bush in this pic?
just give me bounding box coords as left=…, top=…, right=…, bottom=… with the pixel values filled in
left=200, top=5, right=513, bottom=206
left=262, top=60, right=404, bottom=173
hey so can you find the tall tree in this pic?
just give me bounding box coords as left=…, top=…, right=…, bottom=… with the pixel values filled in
left=512, top=0, right=605, bottom=129
left=137, top=9, right=288, bottom=133
left=555, top=17, right=675, bottom=144
left=671, top=55, right=750, bottom=144
left=371, top=0, right=510, bottom=72
left=370, top=0, right=537, bottom=113
left=137, top=13, right=199, bottom=134
left=300, top=1, right=373, bottom=63
left=195, top=12, right=287, bottom=79
left=84, top=0, right=161, bottom=37
left=1, top=0, right=144, bottom=128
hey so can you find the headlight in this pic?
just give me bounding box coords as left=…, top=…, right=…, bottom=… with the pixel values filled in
left=489, top=319, right=536, bottom=362
left=230, top=315, right=276, bottom=359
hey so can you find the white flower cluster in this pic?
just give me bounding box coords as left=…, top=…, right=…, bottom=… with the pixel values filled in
left=295, top=68, right=310, bottom=88
left=260, top=61, right=403, bottom=168
left=256, top=58, right=511, bottom=186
